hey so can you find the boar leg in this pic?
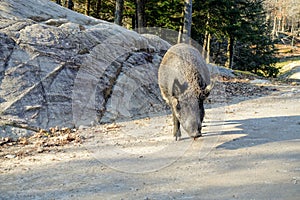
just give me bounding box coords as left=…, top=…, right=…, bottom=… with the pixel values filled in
left=172, top=112, right=181, bottom=141
left=199, top=100, right=205, bottom=123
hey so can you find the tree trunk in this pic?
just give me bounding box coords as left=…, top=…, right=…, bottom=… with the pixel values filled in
left=56, top=0, right=61, bottom=5
left=281, top=16, right=286, bottom=32
left=278, top=17, right=282, bottom=33
left=177, top=9, right=184, bottom=43
left=272, top=16, right=277, bottom=39
left=67, top=0, right=74, bottom=10
left=85, top=0, right=91, bottom=16
left=114, top=0, right=124, bottom=25
left=96, top=0, right=102, bottom=18
left=177, top=25, right=183, bottom=43
left=202, top=30, right=208, bottom=59
left=225, top=36, right=234, bottom=69
left=136, top=0, right=146, bottom=32
left=202, top=12, right=210, bottom=59
left=206, top=33, right=211, bottom=63
left=132, top=14, right=136, bottom=29
left=182, top=0, right=192, bottom=44
left=291, top=18, right=295, bottom=47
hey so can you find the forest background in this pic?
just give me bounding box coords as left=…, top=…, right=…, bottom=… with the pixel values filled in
left=53, top=0, right=300, bottom=77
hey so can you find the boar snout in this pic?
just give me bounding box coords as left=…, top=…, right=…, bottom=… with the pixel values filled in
left=191, top=128, right=202, bottom=139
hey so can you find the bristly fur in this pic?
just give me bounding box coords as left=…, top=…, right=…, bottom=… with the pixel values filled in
left=158, top=43, right=211, bottom=140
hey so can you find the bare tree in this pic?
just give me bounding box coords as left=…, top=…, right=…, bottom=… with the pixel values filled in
left=264, top=0, right=300, bottom=40
left=114, top=0, right=124, bottom=25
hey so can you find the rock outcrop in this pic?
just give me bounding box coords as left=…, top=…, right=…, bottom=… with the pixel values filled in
left=0, top=0, right=170, bottom=138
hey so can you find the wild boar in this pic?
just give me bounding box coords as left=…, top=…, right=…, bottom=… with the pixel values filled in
left=158, top=43, right=212, bottom=140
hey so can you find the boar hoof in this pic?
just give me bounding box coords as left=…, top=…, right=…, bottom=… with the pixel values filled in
left=193, top=134, right=202, bottom=140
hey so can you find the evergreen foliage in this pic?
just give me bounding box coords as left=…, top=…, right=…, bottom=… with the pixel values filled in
left=51, top=0, right=280, bottom=77
left=230, top=0, right=279, bottom=77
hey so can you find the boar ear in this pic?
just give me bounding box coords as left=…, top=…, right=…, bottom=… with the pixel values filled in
left=172, top=79, right=188, bottom=96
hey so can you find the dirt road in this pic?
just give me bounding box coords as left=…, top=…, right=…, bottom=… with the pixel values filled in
left=1, top=84, right=300, bottom=200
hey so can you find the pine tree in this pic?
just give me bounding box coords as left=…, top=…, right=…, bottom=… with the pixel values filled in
left=144, top=0, right=183, bottom=30
left=233, top=0, right=279, bottom=77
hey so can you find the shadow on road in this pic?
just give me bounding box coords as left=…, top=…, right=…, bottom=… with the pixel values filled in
left=214, top=115, right=300, bottom=150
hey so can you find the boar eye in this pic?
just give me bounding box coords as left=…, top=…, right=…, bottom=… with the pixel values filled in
left=176, top=102, right=181, bottom=111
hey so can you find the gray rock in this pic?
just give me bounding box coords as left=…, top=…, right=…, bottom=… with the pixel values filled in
left=0, top=125, right=34, bottom=140
left=101, top=51, right=168, bottom=123
left=0, top=0, right=105, bottom=26
left=207, top=64, right=235, bottom=78
left=0, top=0, right=169, bottom=138
left=141, top=34, right=171, bottom=52
left=44, top=18, right=69, bottom=27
